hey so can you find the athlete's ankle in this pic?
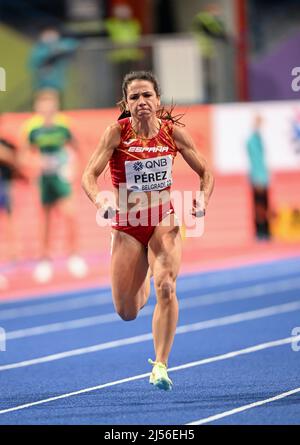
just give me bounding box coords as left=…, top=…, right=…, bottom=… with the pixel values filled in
left=154, top=358, right=168, bottom=367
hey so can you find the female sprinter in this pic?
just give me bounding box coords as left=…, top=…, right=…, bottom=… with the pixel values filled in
left=82, top=71, right=214, bottom=391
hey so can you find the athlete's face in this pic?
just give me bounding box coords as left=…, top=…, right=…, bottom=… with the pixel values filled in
left=126, top=80, right=160, bottom=119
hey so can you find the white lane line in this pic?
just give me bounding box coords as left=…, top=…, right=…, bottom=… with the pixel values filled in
left=0, top=285, right=108, bottom=307
left=179, top=276, right=300, bottom=309
left=1, top=258, right=299, bottom=315
left=0, top=294, right=112, bottom=321
left=6, top=313, right=119, bottom=339
left=0, top=335, right=299, bottom=416
left=2, top=270, right=300, bottom=324
left=176, top=260, right=300, bottom=291
left=1, top=300, right=300, bottom=371
left=0, top=373, right=151, bottom=416
left=175, top=301, right=300, bottom=334
left=5, top=277, right=300, bottom=340
left=186, top=387, right=300, bottom=425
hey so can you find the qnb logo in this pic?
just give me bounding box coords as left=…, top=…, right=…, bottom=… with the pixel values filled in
left=0, top=327, right=6, bottom=352
left=291, top=327, right=300, bottom=352
left=0, top=67, right=6, bottom=92
left=133, top=161, right=143, bottom=172
left=291, top=67, right=300, bottom=92
left=145, top=158, right=167, bottom=169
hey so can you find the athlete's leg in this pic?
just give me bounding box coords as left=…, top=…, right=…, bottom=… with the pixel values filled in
left=111, top=229, right=151, bottom=321
left=141, top=266, right=152, bottom=309
left=148, top=214, right=182, bottom=365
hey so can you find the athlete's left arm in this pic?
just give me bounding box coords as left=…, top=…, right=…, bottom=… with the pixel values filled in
left=173, top=126, right=214, bottom=210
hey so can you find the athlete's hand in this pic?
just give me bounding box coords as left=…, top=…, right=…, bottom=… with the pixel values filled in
left=96, top=198, right=116, bottom=219
left=190, top=198, right=206, bottom=218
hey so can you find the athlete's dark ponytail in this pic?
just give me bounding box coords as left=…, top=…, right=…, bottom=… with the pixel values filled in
left=157, top=103, right=185, bottom=127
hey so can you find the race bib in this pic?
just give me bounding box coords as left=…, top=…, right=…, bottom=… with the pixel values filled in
left=125, top=155, right=173, bottom=192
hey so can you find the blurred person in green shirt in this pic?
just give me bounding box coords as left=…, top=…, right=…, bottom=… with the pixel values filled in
left=246, top=114, right=271, bottom=240
left=192, top=4, right=228, bottom=103
left=22, top=90, right=88, bottom=283
left=105, top=4, right=144, bottom=102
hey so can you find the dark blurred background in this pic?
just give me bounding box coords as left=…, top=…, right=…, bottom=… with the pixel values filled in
left=1, top=0, right=300, bottom=112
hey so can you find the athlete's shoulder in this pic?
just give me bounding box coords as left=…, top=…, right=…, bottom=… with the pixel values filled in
left=172, top=125, right=197, bottom=153
left=108, top=121, right=122, bottom=133
left=117, top=117, right=131, bottom=129
left=171, top=124, right=189, bottom=139
left=116, top=117, right=132, bottom=143
left=160, top=118, right=176, bottom=136
left=101, top=122, right=121, bottom=147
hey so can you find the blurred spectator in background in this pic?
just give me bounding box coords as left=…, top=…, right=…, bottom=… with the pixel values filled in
left=28, top=25, right=78, bottom=103
left=22, top=89, right=87, bottom=283
left=0, top=136, right=25, bottom=288
left=246, top=114, right=271, bottom=241
left=192, top=4, right=228, bottom=103
left=104, top=3, right=144, bottom=102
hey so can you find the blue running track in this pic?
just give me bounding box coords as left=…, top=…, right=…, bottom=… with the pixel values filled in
left=0, top=256, right=300, bottom=425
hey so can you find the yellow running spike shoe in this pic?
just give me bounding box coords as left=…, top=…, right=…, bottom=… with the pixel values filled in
left=148, top=359, right=173, bottom=391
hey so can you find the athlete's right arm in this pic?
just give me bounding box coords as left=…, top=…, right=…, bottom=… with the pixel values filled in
left=81, top=123, right=121, bottom=207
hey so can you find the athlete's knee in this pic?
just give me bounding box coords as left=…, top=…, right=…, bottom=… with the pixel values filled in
left=115, top=304, right=139, bottom=321
left=155, top=273, right=176, bottom=303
